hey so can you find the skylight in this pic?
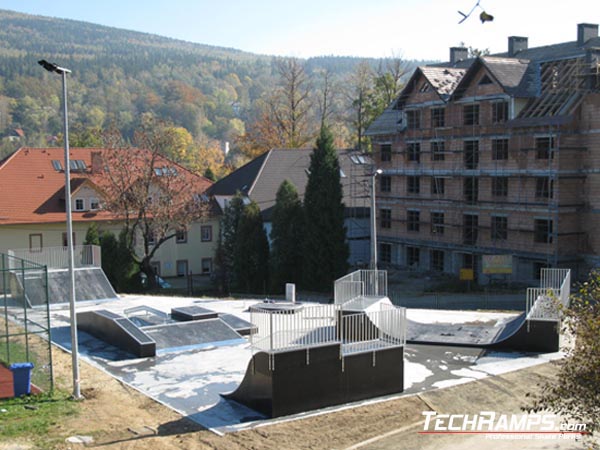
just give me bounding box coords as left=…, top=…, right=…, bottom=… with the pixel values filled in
left=51, top=160, right=62, bottom=171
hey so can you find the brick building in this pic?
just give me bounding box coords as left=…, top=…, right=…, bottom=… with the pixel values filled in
left=366, top=23, right=600, bottom=283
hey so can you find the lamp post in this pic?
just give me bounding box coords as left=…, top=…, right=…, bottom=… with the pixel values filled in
left=38, top=60, right=81, bottom=400
left=370, top=169, right=383, bottom=271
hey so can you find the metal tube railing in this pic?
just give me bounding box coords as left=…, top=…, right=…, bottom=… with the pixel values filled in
left=8, top=245, right=101, bottom=270
left=334, top=270, right=388, bottom=305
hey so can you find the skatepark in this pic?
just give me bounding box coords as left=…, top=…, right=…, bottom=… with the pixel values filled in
left=1, top=249, right=572, bottom=434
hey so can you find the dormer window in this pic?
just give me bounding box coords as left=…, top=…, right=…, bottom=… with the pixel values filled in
left=74, top=198, right=85, bottom=211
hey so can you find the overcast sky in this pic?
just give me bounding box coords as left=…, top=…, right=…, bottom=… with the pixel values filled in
left=2, top=0, right=598, bottom=60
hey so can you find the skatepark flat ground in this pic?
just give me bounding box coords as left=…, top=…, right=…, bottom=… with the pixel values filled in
left=31, top=294, right=566, bottom=435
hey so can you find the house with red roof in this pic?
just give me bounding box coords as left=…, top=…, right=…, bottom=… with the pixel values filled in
left=0, top=147, right=218, bottom=279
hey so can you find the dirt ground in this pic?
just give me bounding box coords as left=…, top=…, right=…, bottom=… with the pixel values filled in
left=2, top=343, right=580, bottom=450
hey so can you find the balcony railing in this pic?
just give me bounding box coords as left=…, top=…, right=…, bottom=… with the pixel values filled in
left=8, top=245, right=101, bottom=270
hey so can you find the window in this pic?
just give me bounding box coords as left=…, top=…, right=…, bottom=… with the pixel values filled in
left=407, top=142, right=421, bottom=162
left=479, top=74, right=493, bottom=85
left=407, top=176, right=420, bottom=194
left=380, top=243, right=392, bottom=264
left=147, top=232, right=156, bottom=246
left=534, top=219, right=553, bottom=243
left=430, top=250, right=444, bottom=272
left=407, top=210, right=420, bottom=232
left=201, top=258, right=213, bottom=274
left=380, top=175, right=392, bottom=193
left=535, top=178, right=553, bottom=198
left=201, top=225, right=213, bottom=242
left=380, top=208, right=392, bottom=229
left=492, top=177, right=508, bottom=197
left=431, top=141, right=445, bottom=161
left=51, top=160, right=62, bottom=171
left=150, top=261, right=161, bottom=276
left=62, top=232, right=76, bottom=247
left=491, top=216, right=508, bottom=241
left=463, top=214, right=478, bottom=245
left=176, top=229, right=187, bottom=243
left=533, top=262, right=549, bottom=280
left=431, top=177, right=445, bottom=195
left=406, top=110, right=421, bottom=129
left=29, top=234, right=42, bottom=252
left=431, top=108, right=445, bottom=128
left=431, top=212, right=444, bottom=235
left=492, top=101, right=509, bottom=123
left=463, top=104, right=480, bottom=125
left=492, top=138, right=509, bottom=160
left=407, top=246, right=420, bottom=267
left=535, top=137, right=554, bottom=159
left=176, top=260, right=188, bottom=276
left=419, top=82, right=431, bottom=93
left=74, top=198, right=85, bottom=211
left=464, top=178, right=479, bottom=202
left=90, top=197, right=100, bottom=210
left=381, top=143, right=392, bottom=162
left=464, top=140, right=479, bottom=169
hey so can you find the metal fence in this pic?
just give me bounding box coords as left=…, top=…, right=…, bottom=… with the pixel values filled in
left=8, top=245, right=101, bottom=271
left=0, top=253, right=54, bottom=393
left=334, top=270, right=387, bottom=305
left=526, top=268, right=571, bottom=322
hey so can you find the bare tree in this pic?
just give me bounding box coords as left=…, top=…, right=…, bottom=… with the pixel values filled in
left=99, top=124, right=210, bottom=288
left=346, top=61, right=374, bottom=151
left=316, top=68, right=335, bottom=127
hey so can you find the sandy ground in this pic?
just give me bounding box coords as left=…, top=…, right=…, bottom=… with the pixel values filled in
left=3, top=343, right=584, bottom=450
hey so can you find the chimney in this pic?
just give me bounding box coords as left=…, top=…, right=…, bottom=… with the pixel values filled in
left=450, top=47, right=468, bottom=64
left=578, top=23, right=598, bottom=46
left=508, top=36, right=528, bottom=57
left=91, top=151, right=103, bottom=173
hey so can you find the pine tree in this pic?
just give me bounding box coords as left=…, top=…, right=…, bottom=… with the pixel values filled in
left=233, top=200, right=269, bottom=294
left=83, top=223, right=101, bottom=246
left=270, top=180, right=304, bottom=292
left=302, top=125, right=349, bottom=291
left=214, top=193, right=245, bottom=294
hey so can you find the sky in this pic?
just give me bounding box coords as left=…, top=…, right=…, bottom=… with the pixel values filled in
left=1, top=0, right=598, bottom=60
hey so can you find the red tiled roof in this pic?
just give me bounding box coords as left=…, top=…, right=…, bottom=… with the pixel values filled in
left=0, top=147, right=212, bottom=225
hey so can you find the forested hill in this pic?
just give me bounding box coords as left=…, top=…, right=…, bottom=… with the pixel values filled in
left=0, top=8, right=429, bottom=165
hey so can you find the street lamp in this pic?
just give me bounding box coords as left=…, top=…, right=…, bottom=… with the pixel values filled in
left=38, top=60, right=81, bottom=400
left=370, top=169, right=383, bottom=271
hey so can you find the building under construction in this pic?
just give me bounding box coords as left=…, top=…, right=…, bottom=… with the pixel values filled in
left=366, top=23, right=600, bottom=284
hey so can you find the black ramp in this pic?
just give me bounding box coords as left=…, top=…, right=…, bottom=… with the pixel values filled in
left=407, top=312, right=559, bottom=352
left=219, top=313, right=256, bottom=336
left=171, top=306, right=218, bottom=321
left=143, top=319, right=243, bottom=350
left=224, top=343, right=404, bottom=418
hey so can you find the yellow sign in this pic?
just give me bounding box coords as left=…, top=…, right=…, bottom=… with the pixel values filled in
left=460, top=268, right=474, bottom=281
left=482, top=254, right=513, bottom=274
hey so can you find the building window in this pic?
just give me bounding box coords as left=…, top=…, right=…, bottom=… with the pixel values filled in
left=464, top=140, right=479, bottom=169
left=147, top=232, right=156, bottom=246
left=201, top=258, right=212, bottom=274
left=492, top=138, right=509, bottom=160
left=535, top=178, right=553, bottom=198
left=176, top=259, right=188, bottom=276
left=381, top=143, right=392, bottom=162
left=176, top=229, right=187, bottom=243
left=431, top=177, right=445, bottom=195
left=29, top=234, right=43, bottom=252
left=492, top=177, right=508, bottom=197
left=431, top=108, right=445, bottom=128
left=407, top=176, right=420, bottom=194
left=463, top=214, right=478, bottom=245
left=407, top=246, right=420, bottom=267
left=535, top=137, right=554, bottom=159
left=380, top=243, right=392, bottom=264
left=380, top=175, right=392, bottom=193
left=431, top=141, right=445, bottom=161
left=201, top=225, right=213, bottom=242
left=406, top=110, right=421, bottom=129
left=74, top=198, right=85, bottom=211
left=463, top=104, right=480, bottom=126
left=491, top=216, right=508, bottom=241
left=492, top=101, right=509, bottom=123
left=430, top=250, right=444, bottom=272
left=62, top=232, right=76, bottom=247
left=150, top=261, right=161, bottom=276
left=90, top=197, right=100, bottom=210
left=407, top=210, right=420, bottom=232
left=534, top=219, right=553, bottom=244
left=407, top=142, right=421, bottom=162
left=533, top=262, right=549, bottom=280
left=380, top=208, right=392, bottom=229
left=431, top=212, right=444, bottom=235
left=464, top=177, right=479, bottom=202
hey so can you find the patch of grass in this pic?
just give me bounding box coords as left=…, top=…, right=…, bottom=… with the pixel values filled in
left=0, top=391, right=78, bottom=448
